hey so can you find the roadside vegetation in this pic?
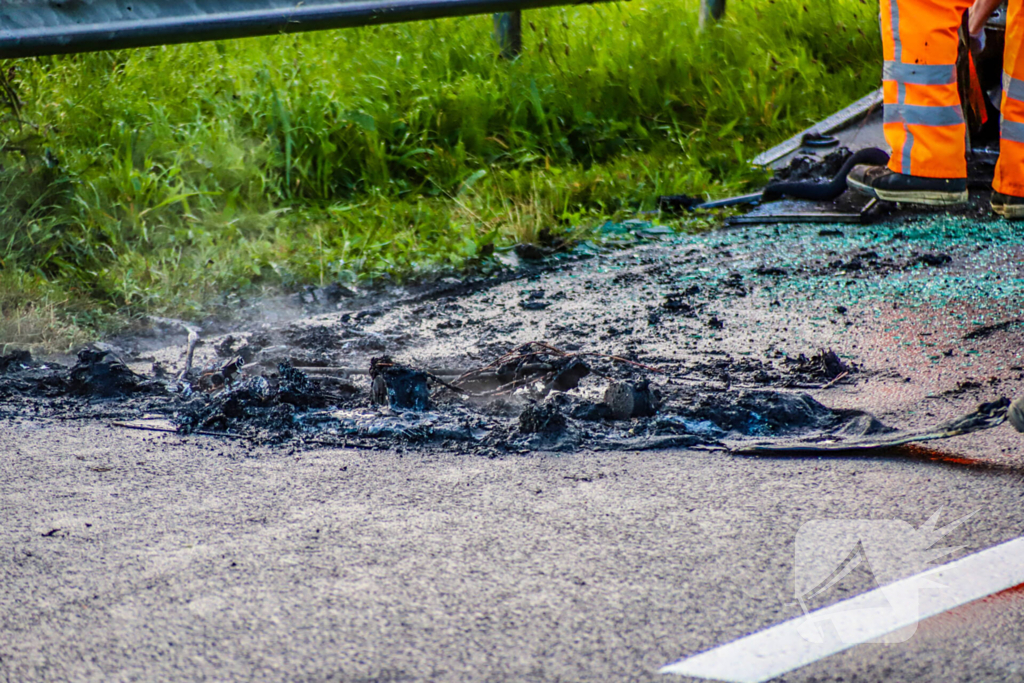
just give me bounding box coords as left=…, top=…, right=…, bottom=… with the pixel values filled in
left=0, top=0, right=879, bottom=350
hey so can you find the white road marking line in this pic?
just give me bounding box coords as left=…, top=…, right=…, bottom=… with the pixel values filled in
left=660, top=536, right=1024, bottom=683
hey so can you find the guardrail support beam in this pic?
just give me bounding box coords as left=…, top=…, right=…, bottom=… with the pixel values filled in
left=493, top=11, right=522, bottom=59
left=700, top=0, right=725, bottom=28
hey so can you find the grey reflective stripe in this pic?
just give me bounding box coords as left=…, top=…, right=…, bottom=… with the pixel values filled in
left=890, top=0, right=901, bottom=61
left=1002, top=119, right=1024, bottom=143
left=901, top=128, right=912, bottom=174
left=1004, top=71, right=1024, bottom=102
left=883, top=61, right=956, bottom=85
left=886, top=0, right=908, bottom=170
left=884, top=103, right=965, bottom=126
left=897, top=77, right=910, bottom=169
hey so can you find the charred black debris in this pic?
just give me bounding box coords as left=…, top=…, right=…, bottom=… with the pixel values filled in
left=0, top=335, right=1009, bottom=455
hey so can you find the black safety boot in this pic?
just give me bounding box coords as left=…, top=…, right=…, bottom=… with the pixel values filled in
left=991, top=192, right=1024, bottom=219
left=847, top=165, right=968, bottom=206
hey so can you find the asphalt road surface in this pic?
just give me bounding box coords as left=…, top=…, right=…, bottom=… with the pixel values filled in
left=3, top=420, right=1024, bottom=682
left=3, top=217, right=1024, bottom=682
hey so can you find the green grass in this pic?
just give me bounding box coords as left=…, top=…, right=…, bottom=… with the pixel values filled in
left=0, top=0, right=880, bottom=349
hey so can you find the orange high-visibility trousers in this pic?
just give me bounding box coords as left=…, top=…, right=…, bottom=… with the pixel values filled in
left=996, top=0, right=1024, bottom=196
left=880, top=0, right=971, bottom=179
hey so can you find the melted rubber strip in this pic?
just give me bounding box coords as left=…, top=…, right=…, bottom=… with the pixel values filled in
left=732, top=399, right=1007, bottom=456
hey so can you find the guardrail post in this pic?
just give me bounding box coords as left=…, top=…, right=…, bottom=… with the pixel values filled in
left=699, top=0, right=725, bottom=28
left=493, top=11, right=522, bottom=59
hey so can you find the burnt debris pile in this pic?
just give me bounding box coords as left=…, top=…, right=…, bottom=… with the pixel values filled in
left=675, top=390, right=836, bottom=437
left=0, top=350, right=33, bottom=373
left=453, top=342, right=594, bottom=397
left=770, top=148, right=854, bottom=184
left=0, top=348, right=165, bottom=403
left=175, top=363, right=359, bottom=440
left=69, top=349, right=159, bottom=398
left=7, top=210, right=1024, bottom=455
left=784, top=348, right=853, bottom=385
left=0, top=349, right=69, bottom=401
left=0, top=336, right=1012, bottom=454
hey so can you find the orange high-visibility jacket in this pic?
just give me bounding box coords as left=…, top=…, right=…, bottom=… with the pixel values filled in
left=881, top=0, right=1024, bottom=195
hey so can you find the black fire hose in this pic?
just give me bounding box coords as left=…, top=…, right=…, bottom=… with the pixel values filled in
left=657, top=147, right=891, bottom=212
left=760, top=147, right=891, bottom=202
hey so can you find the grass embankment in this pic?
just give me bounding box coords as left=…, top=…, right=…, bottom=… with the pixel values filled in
left=0, top=0, right=879, bottom=350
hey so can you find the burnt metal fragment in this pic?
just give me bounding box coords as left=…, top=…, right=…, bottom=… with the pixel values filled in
left=371, top=375, right=388, bottom=405
left=197, top=356, right=245, bottom=392
left=369, top=356, right=431, bottom=411
left=177, top=329, right=200, bottom=383
left=631, top=380, right=661, bottom=417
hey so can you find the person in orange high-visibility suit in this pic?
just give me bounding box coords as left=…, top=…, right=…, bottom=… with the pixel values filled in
left=848, top=0, right=1024, bottom=218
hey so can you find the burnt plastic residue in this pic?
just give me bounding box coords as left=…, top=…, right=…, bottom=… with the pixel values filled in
left=68, top=349, right=145, bottom=398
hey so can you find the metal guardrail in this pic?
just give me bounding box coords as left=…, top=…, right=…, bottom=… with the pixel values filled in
left=750, top=89, right=884, bottom=167
left=0, top=0, right=607, bottom=59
